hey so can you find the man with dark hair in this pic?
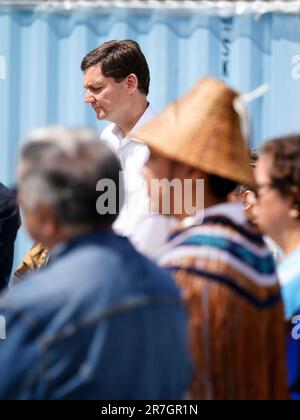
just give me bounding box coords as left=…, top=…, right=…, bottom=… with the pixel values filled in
left=0, top=183, right=20, bottom=290
left=0, top=127, right=190, bottom=400
left=82, top=40, right=174, bottom=258
left=14, top=40, right=171, bottom=281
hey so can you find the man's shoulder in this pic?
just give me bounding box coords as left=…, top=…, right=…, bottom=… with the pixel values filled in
left=4, top=235, right=178, bottom=315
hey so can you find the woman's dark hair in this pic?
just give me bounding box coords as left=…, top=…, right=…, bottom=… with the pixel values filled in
left=261, top=135, right=300, bottom=199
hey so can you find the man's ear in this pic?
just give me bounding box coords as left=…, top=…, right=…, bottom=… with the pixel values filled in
left=127, top=73, right=139, bottom=94
left=243, top=190, right=256, bottom=210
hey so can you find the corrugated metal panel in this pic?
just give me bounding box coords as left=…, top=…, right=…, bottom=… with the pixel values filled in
left=1, top=3, right=300, bottom=267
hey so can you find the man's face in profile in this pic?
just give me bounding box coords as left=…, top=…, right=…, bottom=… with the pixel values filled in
left=83, top=64, right=130, bottom=124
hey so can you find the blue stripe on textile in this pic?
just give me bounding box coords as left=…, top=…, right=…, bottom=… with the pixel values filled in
left=168, top=216, right=265, bottom=246
left=167, top=266, right=281, bottom=310
left=202, top=216, right=265, bottom=244
left=177, top=235, right=275, bottom=275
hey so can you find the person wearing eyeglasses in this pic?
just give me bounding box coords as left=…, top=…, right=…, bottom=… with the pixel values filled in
left=230, top=149, right=283, bottom=264
left=254, top=135, right=300, bottom=400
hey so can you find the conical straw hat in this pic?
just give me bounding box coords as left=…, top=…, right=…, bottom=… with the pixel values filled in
left=132, top=77, right=255, bottom=187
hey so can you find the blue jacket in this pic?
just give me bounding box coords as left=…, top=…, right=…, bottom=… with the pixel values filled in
left=0, top=183, right=20, bottom=291
left=0, top=230, right=190, bottom=400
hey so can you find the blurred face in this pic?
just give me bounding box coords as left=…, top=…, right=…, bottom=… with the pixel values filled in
left=83, top=64, right=132, bottom=123
left=18, top=175, right=62, bottom=250
left=254, top=154, right=293, bottom=242
left=142, top=150, right=204, bottom=219
left=142, top=151, right=173, bottom=215
left=21, top=204, right=47, bottom=244
left=19, top=199, right=59, bottom=250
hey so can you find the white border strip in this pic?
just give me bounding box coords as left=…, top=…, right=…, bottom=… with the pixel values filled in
left=1, top=1, right=300, bottom=16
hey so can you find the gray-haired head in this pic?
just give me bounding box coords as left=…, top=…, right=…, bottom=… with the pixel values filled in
left=18, top=126, right=124, bottom=230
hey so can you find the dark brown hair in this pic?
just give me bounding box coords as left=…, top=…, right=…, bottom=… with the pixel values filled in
left=81, top=40, right=150, bottom=95
left=207, top=174, right=238, bottom=200
left=261, top=135, right=300, bottom=198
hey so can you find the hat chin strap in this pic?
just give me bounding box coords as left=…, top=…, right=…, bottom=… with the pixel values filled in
left=233, top=83, right=269, bottom=146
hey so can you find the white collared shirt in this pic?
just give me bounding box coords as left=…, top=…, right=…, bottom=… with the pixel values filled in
left=100, top=105, right=176, bottom=258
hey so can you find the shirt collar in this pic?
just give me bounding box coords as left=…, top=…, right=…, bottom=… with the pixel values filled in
left=112, top=103, right=155, bottom=150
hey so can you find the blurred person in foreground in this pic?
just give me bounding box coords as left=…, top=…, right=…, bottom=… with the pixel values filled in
left=255, top=135, right=300, bottom=399
left=0, top=127, right=190, bottom=400
left=133, top=77, right=288, bottom=400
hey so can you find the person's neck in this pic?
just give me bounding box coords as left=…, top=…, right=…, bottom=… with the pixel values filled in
left=278, top=224, right=300, bottom=257
left=116, top=98, right=149, bottom=139
left=46, top=225, right=100, bottom=251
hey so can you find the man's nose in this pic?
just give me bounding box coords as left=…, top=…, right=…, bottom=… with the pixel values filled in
left=84, top=91, right=95, bottom=104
